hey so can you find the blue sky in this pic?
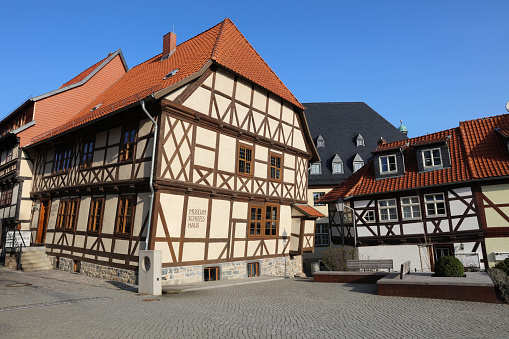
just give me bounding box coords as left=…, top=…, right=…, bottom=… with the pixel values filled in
left=1, top=0, right=508, bottom=137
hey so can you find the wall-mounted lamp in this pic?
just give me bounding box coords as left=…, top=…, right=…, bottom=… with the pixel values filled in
left=460, top=243, right=464, bottom=251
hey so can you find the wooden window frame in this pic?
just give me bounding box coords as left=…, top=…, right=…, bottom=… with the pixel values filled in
left=310, top=163, right=321, bottom=175
left=87, top=197, right=105, bottom=234
left=119, top=124, right=138, bottom=162
left=247, top=262, right=259, bottom=277
left=314, top=224, right=330, bottom=247
left=422, top=148, right=442, bottom=168
left=269, top=153, right=282, bottom=181
left=379, top=154, right=397, bottom=174
left=424, top=193, right=446, bottom=217
left=248, top=203, right=279, bottom=239
left=204, top=267, right=219, bottom=281
left=353, top=161, right=364, bottom=172
left=313, top=192, right=325, bottom=206
left=6, top=148, right=13, bottom=162
left=401, top=196, right=421, bottom=219
left=55, top=199, right=79, bottom=231
left=115, top=195, right=136, bottom=237
left=237, top=144, right=254, bottom=177
left=332, top=161, right=343, bottom=174
left=0, top=186, right=12, bottom=207
left=363, top=210, right=376, bottom=223
left=52, top=147, right=73, bottom=174
left=80, top=136, right=95, bottom=169
left=378, top=198, right=398, bottom=221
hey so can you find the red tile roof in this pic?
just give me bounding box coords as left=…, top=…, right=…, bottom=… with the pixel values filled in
left=460, top=114, right=509, bottom=179
left=30, top=18, right=304, bottom=144
left=320, top=114, right=509, bottom=202
left=59, top=55, right=110, bottom=88
left=292, top=204, right=325, bottom=218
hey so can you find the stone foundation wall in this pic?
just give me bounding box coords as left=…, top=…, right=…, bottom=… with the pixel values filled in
left=49, top=256, right=137, bottom=284
left=161, top=255, right=303, bottom=286
left=45, top=254, right=303, bottom=286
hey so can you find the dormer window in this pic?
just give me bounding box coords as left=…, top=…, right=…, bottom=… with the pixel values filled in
left=310, top=162, right=321, bottom=174
left=414, top=138, right=450, bottom=173
left=353, top=153, right=364, bottom=172
left=331, top=154, right=343, bottom=174
left=356, top=134, right=365, bottom=147
left=422, top=148, right=442, bottom=167
left=316, top=135, right=325, bottom=148
left=379, top=154, right=397, bottom=173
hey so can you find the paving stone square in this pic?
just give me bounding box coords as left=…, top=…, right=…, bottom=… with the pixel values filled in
left=0, top=267, right=507, bottom=338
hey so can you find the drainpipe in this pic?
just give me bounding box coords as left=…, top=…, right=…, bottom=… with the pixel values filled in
left=140, top=99, right=157, bottom=251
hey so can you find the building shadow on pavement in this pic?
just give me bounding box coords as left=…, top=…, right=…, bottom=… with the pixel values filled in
left=106, top=280, right=138, bottom=292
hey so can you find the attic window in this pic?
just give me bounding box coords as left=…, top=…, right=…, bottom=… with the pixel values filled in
left=90, top=103, right=102, bottom=112
left=164, top=68, right=179, bottom=80
left=317, top=135, right=325, bottom=148
left=331, top=154, right=343, bottom=174
left=353, top=153, right=364, bottom=172
left=422, top=148, right=442, bottom=168
left=356, top=134, right=365, bottom=147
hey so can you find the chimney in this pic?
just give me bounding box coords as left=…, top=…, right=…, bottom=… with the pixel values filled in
left=162, top=32, right=177, bottom=60
left=377, top=137, right=387, bottom=147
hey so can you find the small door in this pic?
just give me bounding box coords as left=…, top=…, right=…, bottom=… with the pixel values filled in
left=36, top=200, right=50, bottom=244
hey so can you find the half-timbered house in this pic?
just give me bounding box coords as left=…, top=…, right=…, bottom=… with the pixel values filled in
left=0, top=50, right=127, bottom=251
left=319, top=113, right=509, bottom=271
left=301, top=102, right=407, bottom=271
left=26, top=19, right=322, bottom=284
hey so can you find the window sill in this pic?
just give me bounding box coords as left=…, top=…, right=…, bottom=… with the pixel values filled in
left=425, top=214, right=447, bottom=218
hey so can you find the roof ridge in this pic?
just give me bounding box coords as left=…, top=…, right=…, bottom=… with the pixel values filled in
left=213, top=18, right=302, bottom=108
left=460, top=113, right=509, bottom=124
left=210, top=18, right=227, bottom=61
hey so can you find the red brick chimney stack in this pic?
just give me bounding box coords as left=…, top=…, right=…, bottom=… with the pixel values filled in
left=162, top=32, right=177, bottom=59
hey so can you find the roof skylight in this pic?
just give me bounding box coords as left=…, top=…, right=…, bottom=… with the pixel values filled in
left=164, top=68, right=179, bottom=80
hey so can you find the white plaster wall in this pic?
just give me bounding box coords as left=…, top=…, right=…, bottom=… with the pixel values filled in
left=450, top=187, right=472, bottom=197
left=101, top=195, right=118, bottom=235
left=209, top=199, right=230, bottom=238
left=184, top=196, right=208, bottom=239
left=358, top=244, right=426, bottom=272
left=217, top=134, right=236, bottom=173
left=215, top=69, right=234, bottom=96
left=157, top=193, right=184, bottom=237
left=108, top=127, right=121, bottom=145
left=183, top=86, right=211, bottom=115
left=235, top=78, right=251, bottom=104
left=163, top=84, right=188, bottom=101
left=77, top=196, right=91, bottom=232
left=95, top=130, right=108, bottom=148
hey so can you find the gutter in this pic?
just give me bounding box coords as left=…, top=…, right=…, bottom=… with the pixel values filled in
left=140, top=98, right=158, bottom=251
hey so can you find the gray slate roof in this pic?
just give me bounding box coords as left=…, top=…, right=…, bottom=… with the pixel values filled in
left=303, top=102, right=407, bottom=186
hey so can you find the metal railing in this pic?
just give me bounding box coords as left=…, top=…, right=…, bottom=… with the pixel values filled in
left=1, top=227, right=27, bottom=270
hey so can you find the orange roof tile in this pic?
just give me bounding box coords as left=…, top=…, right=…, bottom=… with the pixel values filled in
left=460, top=114, right=509, bottom=179
left=59, top=55, right=110, bottom=88
left=320, top=127, right=474, bottom=202
left=292, top=204, right=325, bottom=218
left=30, top=18, right=304, bottom=144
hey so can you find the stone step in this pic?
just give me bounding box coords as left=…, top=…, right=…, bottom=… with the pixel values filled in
left=21, top=251, right=49, bottom=258
left=20, top=255, right=51, bottom=265
left=21, top=246, right=48, bottom=253
left=21, top=261, right=53, bottom=272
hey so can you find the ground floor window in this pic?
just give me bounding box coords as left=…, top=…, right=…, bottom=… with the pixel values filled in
left=434, top=244, right=454, bottom=262
left=204, top=267, right=219, bottom=281
left=247, top=262, right=259, bottom=277
left=314, top=224, right=329, bottom=246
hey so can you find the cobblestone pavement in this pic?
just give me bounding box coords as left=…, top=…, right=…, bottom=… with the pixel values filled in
left=1, top=267, right=508, bottom=338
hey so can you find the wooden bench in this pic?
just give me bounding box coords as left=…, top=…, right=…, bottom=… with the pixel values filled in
left=399, top=260, right=411, bottom=279
left=346, top=260, right=393, bottom=272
